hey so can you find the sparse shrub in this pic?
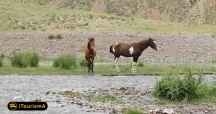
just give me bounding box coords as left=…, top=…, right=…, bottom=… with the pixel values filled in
left=11, top=52, right=39, bottom=68
left=48, top=34, right=55, bottom=40
left=79, top=58, right=87, bottom=67
left=209, top=86, right=216, bottom=97
left=154, top=71, right=202, bottom=101
left=123, top=109, right=143, bottom=114
left=197, top=84, right=216, bottom=99
left=0, top=59, right=2, bottom=67
left=56, top=34, right=63, bottom=39
left=210, top=57, right=216, bottom=64
left=137, top=62, right=144, bottom=67
left=48, top=34, right=63, bottom=40
left=0, top=54, right=4, bottom=67
left=53, top=55, right=78, bottom=69
left=95, top=95, right=117, bottom=103
left=60, top=0, right=92, bottom=10
left=28, top=52, right=39, bottom=67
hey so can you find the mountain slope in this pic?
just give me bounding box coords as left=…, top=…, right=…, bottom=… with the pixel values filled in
left=0, top=0, right=216, bottom=33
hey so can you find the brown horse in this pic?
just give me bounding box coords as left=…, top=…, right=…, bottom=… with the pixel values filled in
left=85, top=37, right=96, bottom=73
left=109, top=38, right=157, bottom=72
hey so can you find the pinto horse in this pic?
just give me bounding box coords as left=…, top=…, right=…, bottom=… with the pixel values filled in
left=85, top=37, right=96, bottom=73
left=109, top=38, right=157, bottom=72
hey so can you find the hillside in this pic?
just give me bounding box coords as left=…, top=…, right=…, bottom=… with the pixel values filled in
left=50, top=0, right=216, bottom=24
left=0, top=0, right=216, bottom=33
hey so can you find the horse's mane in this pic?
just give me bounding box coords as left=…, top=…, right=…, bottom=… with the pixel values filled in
left=138, top=38, right=153, bottom=45
left=137, top=39, right=148, bottom=45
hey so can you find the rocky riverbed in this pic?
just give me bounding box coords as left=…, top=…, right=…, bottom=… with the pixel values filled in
left=0, top=75, right=215, bottom=114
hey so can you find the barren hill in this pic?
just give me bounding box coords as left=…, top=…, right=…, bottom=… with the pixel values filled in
left=0, top=0, right=216, bottom=32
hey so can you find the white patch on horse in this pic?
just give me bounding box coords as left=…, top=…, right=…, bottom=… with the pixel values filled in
left=129, top=46, right=134, bottom=55
left=112, top=47, right=115, bottom=53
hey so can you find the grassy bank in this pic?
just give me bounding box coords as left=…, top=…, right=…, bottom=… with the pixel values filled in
left=0, top=51, right=215, bottom=75
left=1, top=0, right=216, bottom=33
left=0, top=62, right=215, bottom=76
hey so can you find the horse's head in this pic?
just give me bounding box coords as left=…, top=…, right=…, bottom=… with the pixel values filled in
left=88, top=37, right=95, bottom=49
left=89, top=37, right=94, bottom=41
left=148, top=38, right=157, bottom=51
left=109, top=42, right=119, bottom=54
left=88, top=37, right=95, bottom=44
left=109, top=45, right=114, bottom=54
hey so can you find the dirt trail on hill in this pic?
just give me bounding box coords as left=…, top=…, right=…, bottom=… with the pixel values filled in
left=0, top=32, right=216, bottom=63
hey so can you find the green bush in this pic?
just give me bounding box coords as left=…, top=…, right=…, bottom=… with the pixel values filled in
left=154, top=72, right=202, bottom=101
left=53, top=55, right=78, bottom=69
left=11, top=52, right=39, bottom=68
left=29, top=53, right=39, bottom=67
left=0, top=59, right=2, bottom=67
left=0, top=54, right=4, bottom=67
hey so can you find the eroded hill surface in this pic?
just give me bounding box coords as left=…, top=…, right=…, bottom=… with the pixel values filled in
left=0, top=0, right=216, bottom=32
left=0, top=32, right=215, bottom=64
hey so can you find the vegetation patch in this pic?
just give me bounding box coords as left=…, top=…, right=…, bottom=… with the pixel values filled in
left=123, top=108, right=145, bottom=114
left=0, top=59, right=2, bottom=67
left=153, top=70, right=216, bottom=102
left=0, top=60, right=215, bottom=75
left=48, top=34, right=63, bottom=40
left=53, top=55, right=78, bottom=69
left=91, top=95, right=118, bottom=103
left=78, top=58, right=87, bottom=67
left=11, top=51, right=39, bottom=68
left=0, top=54, right=4, bottom=67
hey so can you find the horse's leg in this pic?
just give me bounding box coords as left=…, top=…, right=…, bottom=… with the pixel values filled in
left=87, top=62, right=90, bottom=73
left=91, top=58, right=94, bottom=73
left=87, top=58, right=91, bottom=73
left=132, top=57, right=138, bottom=73
left=114, top=57, right=120, bottom=72
left=90, top=63, right=93, bottom=73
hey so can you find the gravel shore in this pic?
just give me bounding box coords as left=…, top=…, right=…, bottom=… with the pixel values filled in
left=0, top=75, right=215, bottom=114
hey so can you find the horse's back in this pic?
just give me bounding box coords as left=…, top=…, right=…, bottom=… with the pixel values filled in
left=113, top=43, right=132, bottom=57
left=117, top=43, right=131, bottom=50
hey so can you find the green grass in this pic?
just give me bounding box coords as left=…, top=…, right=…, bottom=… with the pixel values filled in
left=11, top=51, right=39, bottom=68
left=0, top=55, right=3, bottom=67
left=1, top=0, right=216, bottom=33
left=153, top=71, right=216, bottom=103
left=1, top=53, right=216, bottom=75
left=53, top=55, right=78, bottom=69
left=98, top=63, right=216, bottom=76
left=123, top=108, right=145, bottom=114
left=0, top=62, right=215, bottom=75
